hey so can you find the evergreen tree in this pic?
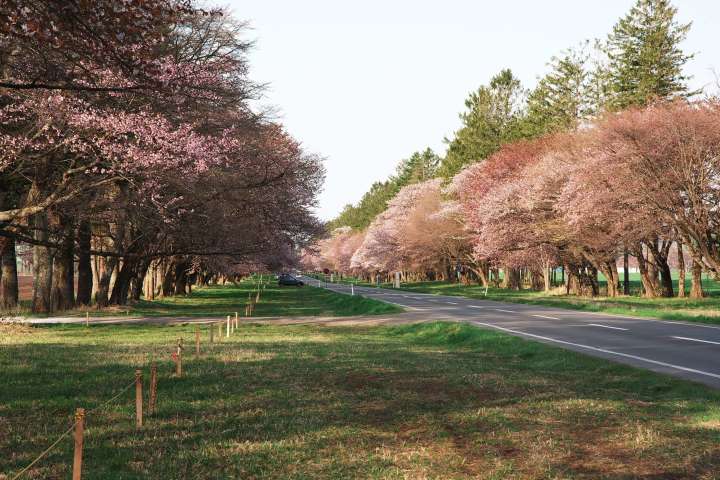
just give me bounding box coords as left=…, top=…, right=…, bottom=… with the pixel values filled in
left=439, top=69, right=527, bottom=178
left=327, top=148, right=440, bottom=231
left=394, top=148, right=440, bottom=186
left=606, top=0, right=694, bottom=110
left=523, top=44, right=597, bottom=135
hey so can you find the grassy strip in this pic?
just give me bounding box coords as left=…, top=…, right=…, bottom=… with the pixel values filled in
left=31, top=281, right=402, bottom=318
left=3, top=321, right=720, bottom=478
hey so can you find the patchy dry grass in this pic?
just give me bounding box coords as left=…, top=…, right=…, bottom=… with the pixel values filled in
left=3, top=321, right=720, bottom=479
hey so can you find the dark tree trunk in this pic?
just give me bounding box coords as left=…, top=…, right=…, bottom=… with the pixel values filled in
left=130, top=260, right=150, bottom=301
left=162, top=258, right=176, bottom=296
left=174, top=258, right=189, bottom=295
left=647, top=240, right=673, bottom=297
left=0, top=237, right=19, bottom=309
left=502, top=267, right=521, bottom=290
left=51, top=215, right=75, bottom=311
left=32, top=210, right=53, bottom=313
left=76, top=220, right=92, bottom=305
left=588, top=265, right=599, bottom=296
left=109, top=258, right=135, bottom=305
left=623, top=249, right=630, bottom=295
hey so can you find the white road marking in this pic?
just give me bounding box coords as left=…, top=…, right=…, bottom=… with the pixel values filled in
left=469, top=305, right=484, bottom=309
left=472, top=321, right=720, bottom=381
left=672, top=336, right=720, bottom=346
left=495, top=309, right=516, bottom=314
left=446, top=302, right=458, bottom=305
left=574, top=310, right=720, bottom=331
left=587, top=323, right=628, bottom=331
left=532, top=314, right=560, bottom=320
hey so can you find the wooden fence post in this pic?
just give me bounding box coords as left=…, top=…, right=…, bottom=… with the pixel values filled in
left=176, top=339, right=183, bottom=377
left=226, top=315, right=230, bottom=337
left=72, top=408, right=85, bottom=480
left=149, top=363, right=157, bottom=415
left=217, top=322, right=222, bottom=341
left=85, top=312, right=89, bottom=327
left=135, top=369, right=143, bottom=428
left=209, top=323, right=214, bottom=346
left=235, top=311, right=238, bottom=329
left=195, top=326, right=200, bottom=356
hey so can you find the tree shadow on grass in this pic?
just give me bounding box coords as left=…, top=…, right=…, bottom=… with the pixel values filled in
left=3, top=324, right=720, bottom=478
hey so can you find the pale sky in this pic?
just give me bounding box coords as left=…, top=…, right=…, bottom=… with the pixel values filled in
left=226, top=0, right=719, bottom=220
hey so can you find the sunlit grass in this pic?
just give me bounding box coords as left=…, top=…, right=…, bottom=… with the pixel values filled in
left=3, top=321, right=720, bottom=478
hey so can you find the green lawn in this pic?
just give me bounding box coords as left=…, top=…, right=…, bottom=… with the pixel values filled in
left=3, top=320, right=720, bottom=479
left=41, top=280, right=402, bottom=318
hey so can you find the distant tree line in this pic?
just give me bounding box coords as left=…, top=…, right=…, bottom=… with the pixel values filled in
left=307, top=0, right=714, bottom=299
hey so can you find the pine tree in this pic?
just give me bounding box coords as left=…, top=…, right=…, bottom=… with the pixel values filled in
left=523, top=44, right=598, bottom=136
left=606, top=0, right=694, bottom=110
left=394, top=148, right=440, bottom=186
left=439, top=69, right=526, bottom=178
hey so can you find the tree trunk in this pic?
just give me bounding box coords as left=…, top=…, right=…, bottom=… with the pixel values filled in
left=32, top=210, right=53, bottom=314
left=676, top=241, right=686, bottom=298
left=76, top=220, right=92, bottom=305
left=647, top=240, right=673, bottom=297
left=95, top=256, right=117, bottom=308
left=0, top=237, right=19, bottom=309
left=646, top=238, right=664, bottom=294
left=636, top=251, right=658, bottom=298
left=131, top=260, right=150, bottom=301
left=623, top=249, right=630, bottom=295
left=51, top=214, right=75, bottom=311
left=502, top=267, right=521, bottom=290
left=174, top=259, right=189, bottom=295
left=109, top=257, right=135, bottom=305
left=162, top=258, right=176, bottom=296
left=599, top=261, right=620, bottom=297
left=690, top=259, right=704, bottom=299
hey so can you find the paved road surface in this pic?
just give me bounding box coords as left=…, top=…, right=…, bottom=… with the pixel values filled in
left=304, top=277, right=720, bottom=390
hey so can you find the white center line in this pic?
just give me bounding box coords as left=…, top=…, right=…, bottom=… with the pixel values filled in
left=495, top=309, right=516, bottom=314
left=472, top=321, right=720, bottom=381
left=587, top=323, right=628, bottom=331
left=446, top=302, right=458, bottom=305
left=672, top=336, right=720, bottom=346
left=532, top=314, right=560, bottom=320
left=469, top=305, right=484, bottom=309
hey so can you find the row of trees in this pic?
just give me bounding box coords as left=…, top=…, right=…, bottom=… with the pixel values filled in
left=305, top=0, right=715, bottom=298
left=0, top=1, right=324, bottom=313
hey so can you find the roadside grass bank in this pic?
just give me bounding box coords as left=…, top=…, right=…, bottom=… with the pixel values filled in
left=3, top=321, right=720, bottom=479
left=21, top=280, right=402, bottom=318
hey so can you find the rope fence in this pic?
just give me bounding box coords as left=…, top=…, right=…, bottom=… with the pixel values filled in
left=7, top=289, right=264, bottom=479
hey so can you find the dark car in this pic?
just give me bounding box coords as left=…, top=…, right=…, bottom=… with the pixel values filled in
left=278, top=274, right=304, bottom=287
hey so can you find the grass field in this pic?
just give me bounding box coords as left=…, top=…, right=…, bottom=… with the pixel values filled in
left=23, top=279, right=402, bottom=318
left=3, top=319, right=720, bottom=479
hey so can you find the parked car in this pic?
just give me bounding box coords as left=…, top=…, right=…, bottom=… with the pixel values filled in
left=278, top=274, right=304, bottom=287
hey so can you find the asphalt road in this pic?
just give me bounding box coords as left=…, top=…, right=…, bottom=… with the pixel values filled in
left=305, top=277, right=720, bottom=390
